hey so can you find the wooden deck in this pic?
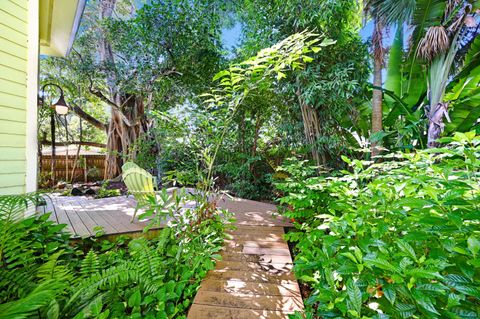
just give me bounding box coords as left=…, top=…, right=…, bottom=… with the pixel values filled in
left=37, top=193, right=304, bottom=317
left=37, top=194, right=155, bottom=237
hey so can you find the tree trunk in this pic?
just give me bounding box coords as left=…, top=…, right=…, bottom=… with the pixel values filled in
left=371, top=18, right=384, bottom=157
left=251, top=113, right=261, bottom=159
left=296, top=83, right=323, bottom=167
left=427, top=102, right=449, bottom=148
left=250, top=113, right=262, bottom=178
left=99, top=0, right=146, bottom=179
left=104, top=96, right=146, bottom=178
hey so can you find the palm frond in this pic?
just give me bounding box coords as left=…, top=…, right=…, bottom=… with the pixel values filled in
left=417, top=26, right=450, bottom=60
left=365, top=0, right=416, bottom=24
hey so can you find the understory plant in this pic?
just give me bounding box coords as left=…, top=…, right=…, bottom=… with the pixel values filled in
left=276, top=132, right=480, bottom=318
left=0, top=192, right=229, bottom=318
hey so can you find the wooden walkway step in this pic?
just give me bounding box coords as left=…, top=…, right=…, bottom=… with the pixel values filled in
left=188, top=219, right=303, bottom=318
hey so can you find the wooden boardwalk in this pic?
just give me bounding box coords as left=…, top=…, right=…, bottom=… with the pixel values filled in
left=188, top=198, right=303, bottom=319
left=37, top=194, right=304, bottom=317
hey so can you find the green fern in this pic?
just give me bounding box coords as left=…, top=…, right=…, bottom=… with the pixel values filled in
left=0, top=279, right=66, bottom=319
left=128, top=238, right=165, bottom=289
left=81, top=250, right=100, bottom=277
left=64, top=264, right=140, bottom=316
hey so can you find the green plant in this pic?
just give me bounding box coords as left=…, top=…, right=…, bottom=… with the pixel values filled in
left=277, top=132, right=480, bottom=318
left=0, top=190, right=230, bottom=318
left=0, top=194, right=80, bottom=318
left=95, top=181, right=121, bottom=199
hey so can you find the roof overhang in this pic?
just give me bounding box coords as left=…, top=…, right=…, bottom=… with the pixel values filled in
left=39, top=0, right=86, bottom=57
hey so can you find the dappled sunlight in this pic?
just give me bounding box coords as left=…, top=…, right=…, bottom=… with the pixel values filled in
left=188, top=222, right=303, bottom=317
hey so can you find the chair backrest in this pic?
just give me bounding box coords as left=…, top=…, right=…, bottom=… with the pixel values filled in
left=122, top=162, right=155, bottom=205
left=122, top=161, right=140, bottom=172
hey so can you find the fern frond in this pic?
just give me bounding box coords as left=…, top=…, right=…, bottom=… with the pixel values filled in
left=80, top=250, right=100, bottom=277
left=128, top=238, right=165, bottom=290
left=0, top=279, right=66, bottom=319
left=0, top=193, right=42, bottom=221
left=64, top=264, right=140, bottom=315
left=36, top=251, right=73, bottom=283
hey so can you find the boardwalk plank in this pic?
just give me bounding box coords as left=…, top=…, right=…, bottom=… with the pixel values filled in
left=224, top=240, right=290, bottom=250
left=193, top=291, right=303, bottom=312
left=228, top=226, right=285, bottom=235
left=220, top=251, right=293, bottom=264
left=188, top=304, right=294, bottom=319
left=197, top=280, right=300, bottom=297
left=227, top=232, right=285, bottom=242
left=214, top=260, right=293, bottom=272
left=206, top=269, right=296, bottom=284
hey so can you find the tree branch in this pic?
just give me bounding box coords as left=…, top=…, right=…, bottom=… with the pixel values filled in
left=70, top=102, right=108, bottom=131
left=88, top=84, right=138, bottom=127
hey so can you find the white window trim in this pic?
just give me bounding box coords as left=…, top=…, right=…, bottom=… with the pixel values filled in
left=26, top=0, right=39, bottom=195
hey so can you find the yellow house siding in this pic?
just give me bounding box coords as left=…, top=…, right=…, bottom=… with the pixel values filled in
left=10, top=0, right=28, bottom=11
left=0, top=0, right=28, bottom=195
left=0, top=24, right=28, bottom=46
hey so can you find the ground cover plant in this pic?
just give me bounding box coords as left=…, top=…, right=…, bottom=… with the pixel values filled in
left=0, top=193, right=230, bottom=319
left=276, top=132, right=480, bottom=318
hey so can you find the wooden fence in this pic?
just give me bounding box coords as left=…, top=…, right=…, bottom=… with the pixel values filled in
left=40, top=155, right=105, bottom=183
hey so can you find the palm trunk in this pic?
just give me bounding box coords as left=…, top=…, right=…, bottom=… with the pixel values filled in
left=371, top=18, right=384, bottom=157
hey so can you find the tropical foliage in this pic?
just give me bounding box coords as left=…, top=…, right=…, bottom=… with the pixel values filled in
left=276, top=132, right=480, bottom=318
left=0, top=193, right=229, bottom=318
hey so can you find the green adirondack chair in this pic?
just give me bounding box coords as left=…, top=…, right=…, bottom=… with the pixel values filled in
left=122, top=162, right=158, bottom=222
left=123, top=162, right=159, bottom=190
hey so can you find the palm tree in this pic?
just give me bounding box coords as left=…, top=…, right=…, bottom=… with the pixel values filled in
left=364, top=0, right=416, bottom=156
left=414, top=1, right=473, bottom=147
left=366, top=1, right=477, bottom=148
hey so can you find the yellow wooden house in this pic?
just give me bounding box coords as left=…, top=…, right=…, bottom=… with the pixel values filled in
left=0, top=0, right=85, bottom=195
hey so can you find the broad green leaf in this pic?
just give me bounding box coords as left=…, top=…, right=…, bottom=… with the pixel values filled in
left=346, top=280, right=362, bottom=316
left=383, top=284, right=396, bottom=305
left=128, top=290, right=141, bottom=308
left=397, top=240, right=417, bottom=261
left=467, top=236, right=480, bottom=257
left=364, top=256, right=397, bottom=272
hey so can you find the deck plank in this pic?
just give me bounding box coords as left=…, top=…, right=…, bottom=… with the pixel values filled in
left=76, top=197, right=119, bottom=234
left=59, top=197, right=91, bottom=237
left=197, top=280, right=300, bottom=297
left=51, top=197, right=76, bottom=235
left=43, top=196, right=58, bottom=223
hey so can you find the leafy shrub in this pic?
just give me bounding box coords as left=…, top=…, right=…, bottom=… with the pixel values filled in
left=95, top=182, right=121, bottom=199
left=0, top=190, right=230, bottom=318
left=276, top=132, right=480, bottom=318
